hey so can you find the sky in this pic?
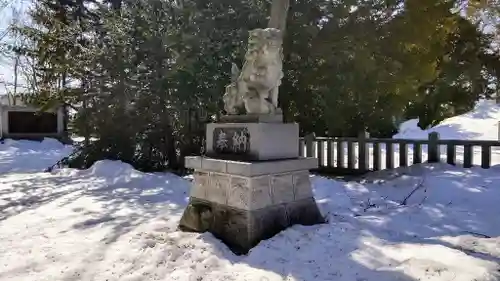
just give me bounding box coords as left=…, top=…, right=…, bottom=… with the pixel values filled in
left=0, top=0, right=30, bottom=96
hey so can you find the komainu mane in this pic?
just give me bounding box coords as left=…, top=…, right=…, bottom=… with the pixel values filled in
left=223, top=28, right=284, bottom=115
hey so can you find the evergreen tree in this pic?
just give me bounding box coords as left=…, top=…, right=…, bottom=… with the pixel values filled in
left=16, top=0, right=500, bottom=170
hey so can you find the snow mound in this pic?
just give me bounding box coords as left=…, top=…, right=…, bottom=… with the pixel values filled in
left=0, top=137, right=67, bottom=151
left=0, top=138, right=73, bottom=173
left=394, top=99, right=500, bottom=140
left=79, top=160, right=139, bottom=178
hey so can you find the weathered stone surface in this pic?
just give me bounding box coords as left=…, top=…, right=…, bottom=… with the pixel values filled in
left=186, top=166, right=316, bottom=211
left=190, top=171, right=209, bottom=199
left=219, top=113, right=283, bottom=124
left=213, top=127, right=251, bottom=155
left=201, top=158, right=227, bottom=173
left=286, top=197, right=325, bottom=226
left=226, top=176, right=251, bottom=210
left=293, top=170, right=313, bottom=200
left=178, top=196, right=324, bottom=255
left=186, top=157, right=318, bottom=177
left=227, top=176, right=273, bottom=211
left=205, top=173, right=229, bottom=205
left=251, top=204, right=289, bottom=241
left=249, top=176, right=273, bottom=209
left=270, top=173, right=294, bottom=204
left=178, top=199, right=213, bottom=232
left=180, top=156, right=323, bottom=255
left=185, top=156, right=202, bottom=170
left=211, top=204, right=252, bottom=254
left=206, top=122, right=299, bottom=161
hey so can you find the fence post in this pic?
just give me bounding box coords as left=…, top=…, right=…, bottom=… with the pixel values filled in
left=428, top=132, right=440, bottom=163
left=358, top=131, right=369, bottom=171
left=304, top=133, right=316, bottom=158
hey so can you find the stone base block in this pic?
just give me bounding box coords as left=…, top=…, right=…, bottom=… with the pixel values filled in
left=219, top=113, right=283, bottom=123
left=184, top=157, right=318, bottom=210
left=185, top=156, right=318, bottom=176
left=179, top=158, right=323, bottom=254
left=179, top=197, right=324, bottom=255
left=205, top=122, right=299, bottom=161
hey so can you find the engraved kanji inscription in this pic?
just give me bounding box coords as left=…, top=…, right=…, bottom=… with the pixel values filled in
left=213, top=127, right=251, bottom=155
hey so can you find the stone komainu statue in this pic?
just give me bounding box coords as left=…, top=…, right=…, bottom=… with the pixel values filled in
left=223, top=28, right=284, bottom=115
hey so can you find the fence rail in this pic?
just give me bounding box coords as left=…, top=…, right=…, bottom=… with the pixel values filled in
left=300, top=132, right=500, bottom=175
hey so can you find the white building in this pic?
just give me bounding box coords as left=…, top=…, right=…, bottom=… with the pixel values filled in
left=0, top=95, right=65, bottom=140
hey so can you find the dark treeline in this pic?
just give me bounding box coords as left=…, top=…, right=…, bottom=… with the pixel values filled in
left=9, top=0, right=500, bottom=171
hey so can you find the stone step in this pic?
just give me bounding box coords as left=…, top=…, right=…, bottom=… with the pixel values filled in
left=184, top=156, right=317, bottom=176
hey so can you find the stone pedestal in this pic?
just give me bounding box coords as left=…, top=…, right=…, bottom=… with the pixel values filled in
left=206, top=122, right=299, bottom=161
left=179, top=157, right=324, bottom=254
left=179, top=117, right=324, bottom=255
left=219, top=113, right=283, bottom=123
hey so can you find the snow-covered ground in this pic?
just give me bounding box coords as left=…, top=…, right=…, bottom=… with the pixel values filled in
left=0, top=138, right=73, bottom=174
left=0, top=138, right=499, bottom=281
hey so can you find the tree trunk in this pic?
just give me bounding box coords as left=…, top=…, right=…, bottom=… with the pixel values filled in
left=12, top=54, right=19, bottom=105
left=62, top=73, right=69, bottom=135
left=82, top=80, right=90, bottom=147
left=268, top=0, right=290, bottom=33
left=164, top=119, right=179, bottom=170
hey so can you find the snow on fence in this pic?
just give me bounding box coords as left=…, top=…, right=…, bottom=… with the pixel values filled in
left=300, top=132, right=500, bottom=174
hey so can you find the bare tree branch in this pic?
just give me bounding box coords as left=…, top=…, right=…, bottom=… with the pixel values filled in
left=400, top=177, right=426, bottom=206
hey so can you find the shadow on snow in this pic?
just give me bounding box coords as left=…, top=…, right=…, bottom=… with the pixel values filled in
left=0, top=161, right=499, bottom=280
